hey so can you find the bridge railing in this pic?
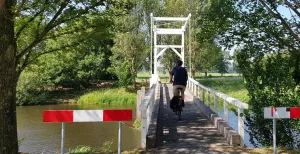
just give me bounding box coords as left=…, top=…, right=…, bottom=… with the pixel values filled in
left=187, top=77, right=249, bottom=145
left=139, top=76, right=160, bottom=148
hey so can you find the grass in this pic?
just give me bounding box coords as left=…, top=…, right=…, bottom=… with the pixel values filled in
left=69, top=140, right=114, bottom=154
left=196, top=77, right=249, bottom=103
left=195, top=72, right=241, bottom=77
left=136, top=72, right=170, bottom=84
left=77, top=88, right=136, bottom=105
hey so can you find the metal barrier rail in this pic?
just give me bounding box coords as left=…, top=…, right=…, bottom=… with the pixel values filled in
left=187, top=77, right=249, bottom=145
left=139, top=77, right=160, bottom=148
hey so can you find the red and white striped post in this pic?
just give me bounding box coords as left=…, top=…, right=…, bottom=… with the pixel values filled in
left=43, top=110, right=132, bottom=154
left=264, top=107, right=300, bottom=154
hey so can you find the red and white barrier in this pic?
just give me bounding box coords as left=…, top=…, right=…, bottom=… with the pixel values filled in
left=264, top=107, right=300, bottom=119
left=264, top=107, right=300, bottom=154
left=43, top=110, right=132, bottom=122
left=43, top=109, right=132, bottom=154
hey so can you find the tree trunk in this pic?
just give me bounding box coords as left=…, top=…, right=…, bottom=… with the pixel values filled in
left=205, top=71, right=208, bottom=77
left=133, top=75, right=136, bottom=89
left=191, top=66, right=196, bottom=78
left=0, top=0, right=19, bottom=153
left=131, top=58, right=136, bottom=89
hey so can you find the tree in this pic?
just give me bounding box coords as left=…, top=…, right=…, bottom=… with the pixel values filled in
left=0, top=0, right=18, bottom=152
left=110, top=32, right=146, bottom=89
left=215, top=53, right=229, bottom=76
left=36, top=49, right=107, bottom=89
left=256, top=0, right=300, bottom=43
left=138, top=0, right=161, bottom=73
left=185, top=0, right=235, bottom=77
left=193, top=42, right=223, bottom=77
left=0, top=0, right=133, bottom=152
left=232, top=49, right=242, bottom=75
left=140, top=0, right=161, bottom=36
left=158, top=0, right=188, bottom=74
left=185, top=0, right=202, bottom=78
left=237, top=49, right=299, bottom=147
left=216, top=0, right=300, bottom=147
left=34, top=13, right=116, bottom=89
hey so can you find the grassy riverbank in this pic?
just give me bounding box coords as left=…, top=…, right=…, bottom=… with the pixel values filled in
left=17, top=80, right=146, bottom=105
left=77, top=88, right=136, bottom=105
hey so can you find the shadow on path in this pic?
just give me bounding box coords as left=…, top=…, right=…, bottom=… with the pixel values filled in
left=147, top=84, right=248, bottom=154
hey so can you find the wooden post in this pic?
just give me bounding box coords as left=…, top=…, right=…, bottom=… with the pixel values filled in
left=195, top=84, right=197, bottom=96
left=202, top=89, right=205, bottom=104
left=141, top=109, right=147, bottom=148
left=238, top=108, right=244, bottom=146
left=214, top=93, right=218, bottom=109
left=224, top=100, right=228, bottom=122
left=197, top=86, right=200, bottom=98
left=208, top=91, right=210, bottom=108
left=136, top=90, right=141, bottom=121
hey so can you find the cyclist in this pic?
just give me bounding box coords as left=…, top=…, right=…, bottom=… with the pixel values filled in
left=169, top=59, right=188, bottom=107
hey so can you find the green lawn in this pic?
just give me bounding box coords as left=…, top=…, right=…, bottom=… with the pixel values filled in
left=137, top=72, right=240, bottom=78
left=194, top=72, right=241, bottom=78
left=136, top=72, right=170, bottom=83
left=196, top=77, right=249, bottom=103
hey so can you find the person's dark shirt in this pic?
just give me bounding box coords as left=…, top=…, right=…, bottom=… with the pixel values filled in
left=171, top=66, right=188, bottom=86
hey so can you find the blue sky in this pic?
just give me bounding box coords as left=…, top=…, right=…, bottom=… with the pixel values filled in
left=278, top=5, right=294, bottom=19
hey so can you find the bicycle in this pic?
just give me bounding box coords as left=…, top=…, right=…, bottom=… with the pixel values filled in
left=174, top=88, right=184, bottom=120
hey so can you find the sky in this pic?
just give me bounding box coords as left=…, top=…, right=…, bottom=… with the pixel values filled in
left=278, top=5, right=295, bottom=19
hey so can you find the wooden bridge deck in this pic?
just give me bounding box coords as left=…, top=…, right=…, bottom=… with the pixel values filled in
left=146, top=84, right=248, bottom=154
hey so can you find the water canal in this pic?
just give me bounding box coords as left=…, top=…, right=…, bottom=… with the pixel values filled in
left=17, top=104, right=140, bottom=153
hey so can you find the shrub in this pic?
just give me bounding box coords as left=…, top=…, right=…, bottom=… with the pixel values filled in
left=133, top=120, right=141, bottom=129
left=69, top=140, right=114, bottom=154
left=69, top=145, right=93, bottom=153
left=16, top=71, right=49, bottom=105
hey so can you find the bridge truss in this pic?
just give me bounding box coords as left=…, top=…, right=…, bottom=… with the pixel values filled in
left=150, top=13, right=191, bottom=85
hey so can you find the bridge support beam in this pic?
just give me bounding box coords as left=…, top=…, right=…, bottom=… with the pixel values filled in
left=151, top=13, right=191, bottom=76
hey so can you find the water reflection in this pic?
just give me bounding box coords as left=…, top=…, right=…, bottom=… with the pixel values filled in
left=210, top=105, right=260, bottom=147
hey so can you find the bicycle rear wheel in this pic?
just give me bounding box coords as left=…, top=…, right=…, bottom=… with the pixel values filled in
left=178, top=109, right=181, bottom=120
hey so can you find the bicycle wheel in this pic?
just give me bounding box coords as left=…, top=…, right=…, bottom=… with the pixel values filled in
left=178, top=109, right=181, bottom=120
left=178, top=98, right=183, bottom=120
